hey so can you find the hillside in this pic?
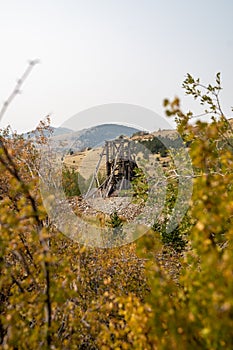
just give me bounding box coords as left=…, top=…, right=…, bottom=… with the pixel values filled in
left=51, top=123, right=140, bottom=152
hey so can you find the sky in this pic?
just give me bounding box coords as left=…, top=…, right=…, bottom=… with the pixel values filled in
left=0, top=0, right=233, bottom=133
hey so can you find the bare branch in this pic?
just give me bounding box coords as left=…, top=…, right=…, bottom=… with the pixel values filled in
left=0, top=59, right=39, bottom=121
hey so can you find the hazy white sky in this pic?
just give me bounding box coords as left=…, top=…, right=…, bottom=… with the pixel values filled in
left=0, top=0, right=233, bottom=132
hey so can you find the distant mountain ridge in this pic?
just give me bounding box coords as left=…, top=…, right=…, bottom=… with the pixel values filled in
left=21, top=117, right=233, bottom=151
left=50, top=123, right=140, bottom=151
left=22, top=126, right=73, bottom=139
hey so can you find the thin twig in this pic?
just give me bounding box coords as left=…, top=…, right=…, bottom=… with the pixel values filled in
left=0, top=59, right=39, bottom=121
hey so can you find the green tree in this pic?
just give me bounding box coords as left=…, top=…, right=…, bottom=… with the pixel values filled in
left=62, top=166, right=81, bottom=197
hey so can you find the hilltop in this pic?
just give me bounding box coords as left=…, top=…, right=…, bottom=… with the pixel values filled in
left=51, top=123, right=140, bottom=151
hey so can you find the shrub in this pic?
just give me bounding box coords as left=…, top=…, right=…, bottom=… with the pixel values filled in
left=62, top=166, right=81, bottom=197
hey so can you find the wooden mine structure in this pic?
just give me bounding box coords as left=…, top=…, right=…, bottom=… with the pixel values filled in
left=85, top=137, right=138, bottom=199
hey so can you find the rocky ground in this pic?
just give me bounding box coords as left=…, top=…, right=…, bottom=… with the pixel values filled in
left=68, top=195, right=144, bottom=222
